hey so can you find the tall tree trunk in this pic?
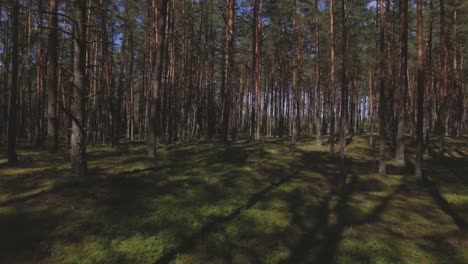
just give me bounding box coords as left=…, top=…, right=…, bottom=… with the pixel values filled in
left=438, top=0, right=448, bottom=157
left=129, top=31, right=135, bottom=141
left=26, top=4, right=33, bottom=143
left=395, top=0, right=408, bottom=161
left=35, top=0, right=45, bottom=146
left=46, top=0, right=59, bottom=153
left=251, top=0, right=262, bottom=141
left=329, top=0, right=336, bottom=153
left=339, top=0, right=348, bottom=162
left=7, top=0, right=20, bottom=165
left=103, top=0, right=113, bottom=145
left=315, top=0, right=321, bottom=146
left=291, top=0, right=299, bottom=144
left=378, top=0, right=386, bottom=175
left=71, top=0, right=88, bottom=177
left=415, top=0, right=424, bottom=179
left=114, top=0, right=129, bottom=146
left=369, top=68, right=375, bottom=146
left=148, top=0, right=168, bottom=158
left=222, top=0, right=235, bottom=143
left=425, top=0, right=433, bottom=153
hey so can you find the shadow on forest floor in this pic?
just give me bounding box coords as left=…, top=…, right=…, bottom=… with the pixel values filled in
left=0, top=135, right=467, bottom=263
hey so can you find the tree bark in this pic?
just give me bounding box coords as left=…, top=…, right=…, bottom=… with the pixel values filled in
left=315, top=0, right=321, bottom=146
left=35, top=0, right=46, bottom=147
left=222, top=0, right=235, bottom=143
left=100, top=0, right=112, bottom=145
left=425, top=0, right=433, bottom=154
left=291, top=0, right=299, bottom=144
left=339, top=0, right=348, bottom=162
left=378, top=0, right=386, bottom=175
left=7, top=0, right=20, bottom=165
left=395, top=0, right=408, bottom=161
left=251, top=0, right=262, bottom=141
left=415, top=0, right=424, bottom=179
left=438, top=0, right=448, bottom=157
left=329, top=0, right=336, bottom=153
left=70, top=0, right=88, bottom=177
left=148, top=0, right=168, bottom=158
left=46, top=0, right=59, bottom=153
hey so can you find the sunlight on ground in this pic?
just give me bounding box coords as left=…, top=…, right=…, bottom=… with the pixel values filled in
left=0, top=135, right=467, bottom=263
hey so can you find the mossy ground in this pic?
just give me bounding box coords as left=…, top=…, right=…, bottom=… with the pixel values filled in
left=0, top=135, right=467, bottom=263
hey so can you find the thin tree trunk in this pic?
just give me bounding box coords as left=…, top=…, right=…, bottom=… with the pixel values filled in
left=425, top=0, right=433, bottom=153
left=439, top=0, right=448, bottom=157
left=46, top=0, right=59, bottom=153
left=369, top=68, right=374, bottom=146
left=315, top=0, right=321, bottom=146
left=7, top=0, right=20, bottom=164
left=100, top=0, right=112, bottom=145
left=222, top=0, right=235, bottom=143
left=378, top=0, right=386, bottom=175
left=339, top=0, right=348, bottom=163
left=329, top=0, right=336, bottom=153
left=148, top=0, right=168, bottom=158
left=251, top=0, right=263, bottom=141
left=35, top=0, right=45, bottom=147
left=71, top=0, right=88, bottom=177
left=395, top=0, right=408, bottom=161
left=415, top=0, right=424, bottom=179
left=291, top=0, right=299, bottom=144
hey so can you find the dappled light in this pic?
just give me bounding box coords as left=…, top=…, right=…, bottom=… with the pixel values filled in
left=1, top=0, right=467, bottom=262
left=1, top=135, right=467, bottom=263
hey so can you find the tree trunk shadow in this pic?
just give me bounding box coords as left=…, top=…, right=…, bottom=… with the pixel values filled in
left=154, top=166, right=304, bottom=264
left=285, top=195, right=331, bottom=264
left=405, top=158, right=467, bottom=230
left=315, top=174, right=411, bottom=263
left=313, top=174, right=357, bottom=264
left=424, top=178, right=468, bottom=230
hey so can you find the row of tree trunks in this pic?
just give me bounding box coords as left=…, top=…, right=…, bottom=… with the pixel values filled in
left=2, top=0, right=466, bottom=180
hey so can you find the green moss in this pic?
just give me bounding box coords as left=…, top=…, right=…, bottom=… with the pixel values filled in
left=0, top=136, right=467, bottom=263
left=444, top=194, right=468, bottom=206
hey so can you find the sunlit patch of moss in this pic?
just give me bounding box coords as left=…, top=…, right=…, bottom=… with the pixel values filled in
left=444, top=193, right=468, bottom=206
left=0, top=206, right=16, bottom=216
left=48, top=236, right=116, bottom=264
left=443, top=193, right=468, bottom=217
left=338, top=222, right=457, bottom=264
left=338, top=231, right=397, bottom=263
left=228, top=206, right=278, bottom=226
left=237, top=209, right=290, bottom=235
left=263, top=245, right=290, bottom=263
left=111, top=234, right=167, bottom=263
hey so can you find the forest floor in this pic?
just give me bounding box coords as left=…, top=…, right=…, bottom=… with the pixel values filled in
left=0, top=135, right=467, bottom=264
